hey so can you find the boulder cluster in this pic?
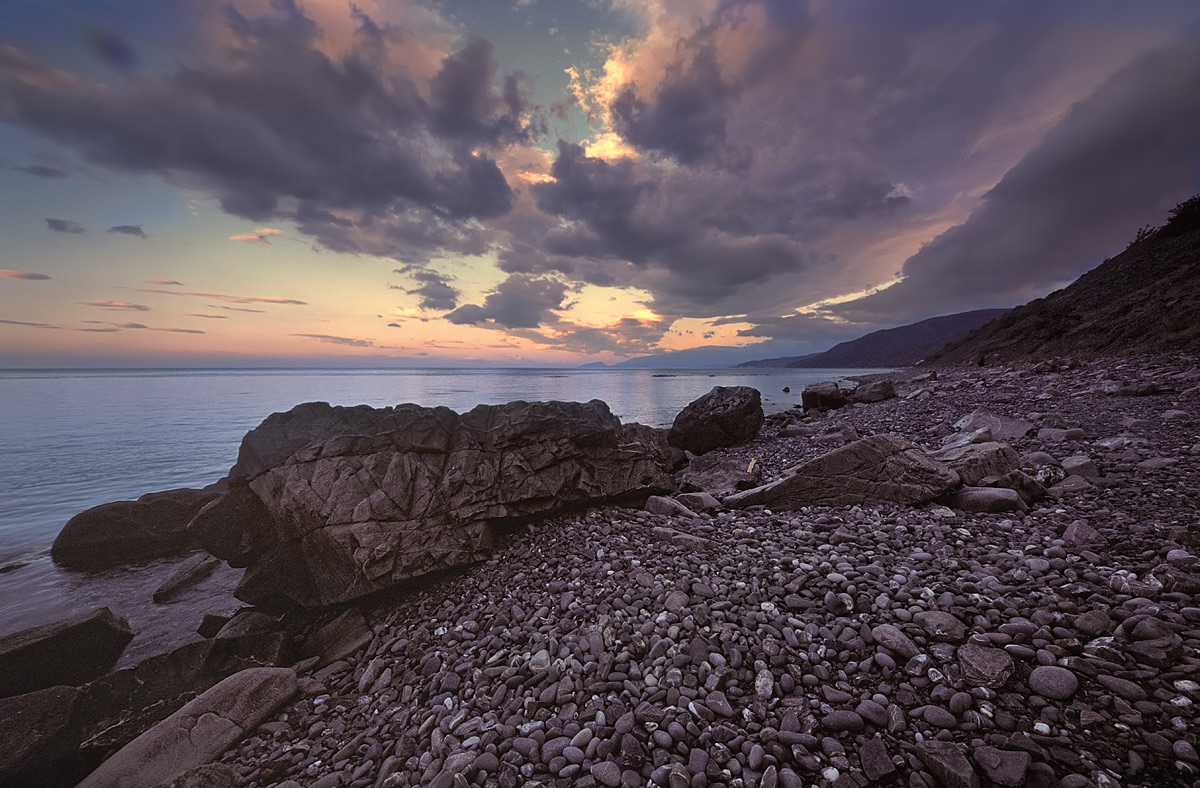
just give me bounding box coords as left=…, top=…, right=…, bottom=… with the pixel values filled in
left=5, top=358, right=1200, bottom=788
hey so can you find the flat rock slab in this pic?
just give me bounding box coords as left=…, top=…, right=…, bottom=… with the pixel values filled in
left=77, top=667, right=296, bottom=788
left=726, top=434, right=960, bottom=510
left=0, top=684, right=84, bottom=788
left=153, top=553, right=221, bottom=602
left=0, top=607, right=134, bottom=698
left=932, top=442, right=1020, bottom=486
left=953, top=410, right=1034, bottom=441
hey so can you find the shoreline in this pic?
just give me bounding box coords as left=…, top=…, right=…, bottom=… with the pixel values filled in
left=8, top=354, right=1200, bottom=787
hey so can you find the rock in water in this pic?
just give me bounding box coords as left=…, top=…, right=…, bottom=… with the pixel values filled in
left=0, top=607, right=134, bottom=698
left=52, top=487, right=220, bottom=570
left=194, top=400, right=674, bottom=607
left=667, top=386, right=764, bottom=454
left=725, top=434, right=960, bottom=509
left=75, top=667, right=296, bottom=788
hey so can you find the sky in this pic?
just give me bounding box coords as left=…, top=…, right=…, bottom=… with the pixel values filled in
left=1, top=0, right=1199, bottom=368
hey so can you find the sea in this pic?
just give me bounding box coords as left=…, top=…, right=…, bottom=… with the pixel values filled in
left=0, top=366, right=889, bottom=665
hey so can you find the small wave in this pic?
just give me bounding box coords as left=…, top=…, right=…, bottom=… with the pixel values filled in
left=0, top=560, right=30, bottom=574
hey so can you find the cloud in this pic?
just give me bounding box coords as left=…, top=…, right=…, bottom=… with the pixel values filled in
left=111, top=321, right=147, bottom=329
left=46, top=218, right=84, bottom=233
left=15, top=164, right=67, bottom=178
left=148, top=279, right=183, bottom=285
left=150, top=327, right=205, bottom=334
left=189, top=313, right=228, bottom=319
left=81, top=300, right=149, bottom=310
left=230, top=227, right=283, bottom=244
left=86, top=29, right=137, bottom=69
left=76, top=327, right=119, bottom=332
left=0, top=270, right=51, bottom=280
left=220, top=305, right=266, bottom=313
left=393, top=265, right=460, bottom=310
left=292, top=333, right=375, bottom=347
left=835, top=34, right=1200, bottom=322
left=445, top=273, right=568, bottom=328
left=0, top=2, right=536, bottom=261
left=0, top=318, right=59, bottom=329
left=141, top=289, right=307, bottom=305
left=108, top=225, right=147, bottom=238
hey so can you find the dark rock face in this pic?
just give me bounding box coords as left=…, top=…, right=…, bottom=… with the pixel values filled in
left=0, top=685, right=85, bottom=788
left=195, top=399, right=674, bottom=607
left=0, top=607, right=133, bottom=698
left=666, top=386, right=763, bottom=455
left=725, top=434, right=960, bottom=509
left=51, top=486, right=221, bottom=569
left=801, top=381, right=847, bottom=412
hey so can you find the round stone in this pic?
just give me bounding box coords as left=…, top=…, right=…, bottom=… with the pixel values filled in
left=822, top=710, right=864, bottom=732
left=591, top=761, right=622, bottom=787
left=1029, top=666, right=1078, bottom=700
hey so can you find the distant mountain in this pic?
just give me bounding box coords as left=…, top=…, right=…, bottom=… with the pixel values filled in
left=926, top=197, right=1200, bottom=365
left=608, top=343, right=805, bottom=369
left=738, top=309, right=1010, bottom=369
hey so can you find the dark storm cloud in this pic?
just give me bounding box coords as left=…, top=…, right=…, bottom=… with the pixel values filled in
left=108, top=224, right=147, bottom=238
left=0, top=2, right=538, bottom=258
left=610, top=46, right=735, bottom=166
left=15, top=164, right=67, bottom=178
left=393, top=265, right=461, bottom=311
left=530, top=142, right=810, bottom=313
left=445, top=273, right=568, bottom=328
left=836, top=36, right=1200, bottom=321
left=45, top=218, right=83, bottom=233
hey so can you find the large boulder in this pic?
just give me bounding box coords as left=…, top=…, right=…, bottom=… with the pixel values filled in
left=850, top=379, right=896, bottom=403
left=194, top=399, right=674, bottom=607
left=0, top=607, right=134, bottom=698
left=76, top=667, right=296, bottom=788
left=725, top=434, right=960, bottom=510
left=667, top=386, right=763, bottom=454
left=52, top=486, right=221, bottom=570
left=801, top=381, right=848, bottom=412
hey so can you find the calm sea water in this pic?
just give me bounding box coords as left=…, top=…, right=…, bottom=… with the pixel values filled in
left=0, top=366, right=888, bottom=663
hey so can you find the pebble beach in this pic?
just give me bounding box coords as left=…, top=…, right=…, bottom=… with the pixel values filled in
left=206, top=355, right=1200, bottom=788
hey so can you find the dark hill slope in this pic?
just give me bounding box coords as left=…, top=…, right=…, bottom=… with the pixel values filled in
left=739, top=309, right=1008, bottom=368
left=927, top=225, right=1200, bottom=365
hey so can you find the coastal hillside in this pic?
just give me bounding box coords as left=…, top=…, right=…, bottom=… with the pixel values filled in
left=738, top=309, right=1008, bottom=368
left=927, top=196, right=1200, bottom=364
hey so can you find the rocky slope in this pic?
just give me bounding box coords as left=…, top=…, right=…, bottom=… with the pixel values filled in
left=927, top=203, right=1200, bottom=365
left=739, top=310, right=1009, bottom=369
left=195, top=354, right=1200, bottom=788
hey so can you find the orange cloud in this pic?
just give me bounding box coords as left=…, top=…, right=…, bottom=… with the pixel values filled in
left=229, top=227, right=284, bottom=244
left=0, top=269, right=51, bottom=280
